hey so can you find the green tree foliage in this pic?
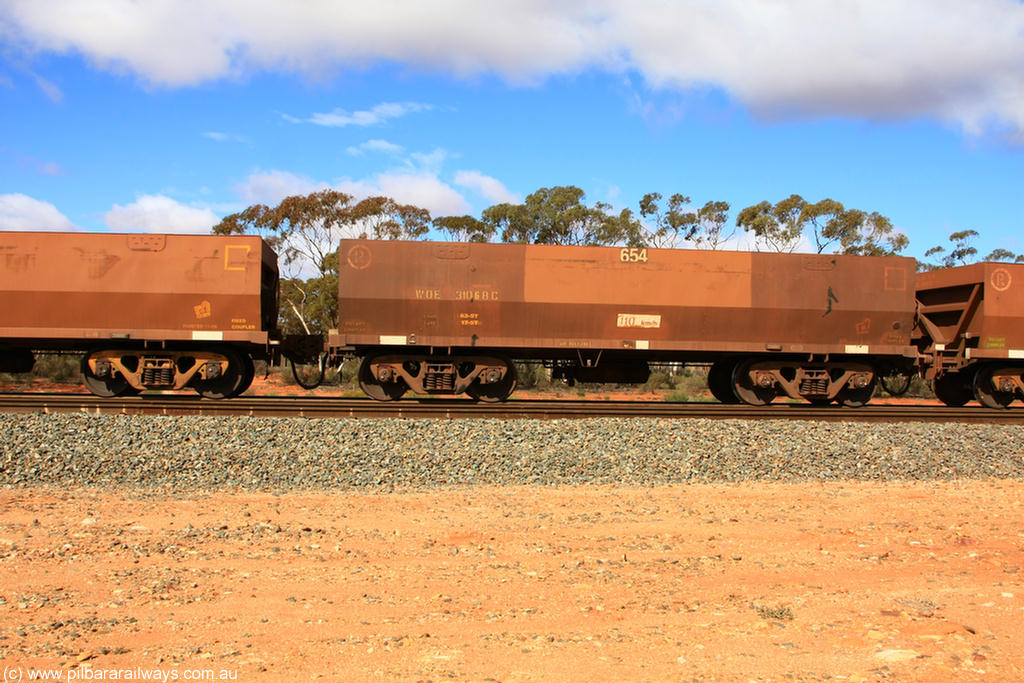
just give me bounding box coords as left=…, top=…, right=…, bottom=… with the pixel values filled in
left=735, top=195, right=806, bottom=253
left=985, top=248, right=1017, bottom=262
left=481, top=186, right=645, bottom=246
left=352, top=196, right=432, bottom=243
left=278, top=275, right=337, bottom=335
left=922, top=230, right=1023, bottom=270
left=639, top=193, right=733, bottom=249
left=693, top=200, right=733, bottom=250
left=638, top=192, right=696, bottom=248
left=985, top=248, right=1024, bottom=263
left=737, top=195, right=906, bottom=255
left=214, top=190, right=429, bottom=278
left=213, top=189, right=430, bottom=333
left=432, top=215, right=496, bottom=242
left=922, top=229, right=978, bottom=269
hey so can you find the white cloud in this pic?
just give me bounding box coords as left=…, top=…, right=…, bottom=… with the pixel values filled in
left=613, top=1, right=1024, bottom=136
left=0, top=2, right=601, bottom=86
left=346, top=139, right=404, bottom=156
left=336, top=172, right=472, bottom=216
left=104, top=195, right=219, bottom=234
left=294, top=102, right=432, bottom=127
left=408, top=148, right=451, bottom=173
left=377, top=173, right=471, bottom=215
left=38, top=161, right=62, bottom=176
left=454, top=170, right=519, bottom=204
left=15, top=155, right=64, bottom=176
left=233, top=170, right=328, bottom=205
left=203, top=131, right=248, bottom=144
left=235, top=168, right=472, bottom=216
left=4, top=0, right=1023, bottom=139
left=31, top=71, right=62, bottom=103
left=0, top=193, right=76, bottom=230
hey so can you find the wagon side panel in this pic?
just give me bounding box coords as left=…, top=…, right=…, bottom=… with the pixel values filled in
left=0, top=232, right=273, bottom=345
left=334, top=240, right=916, bottom=359
left=917, top=262, right=1024, bottom=361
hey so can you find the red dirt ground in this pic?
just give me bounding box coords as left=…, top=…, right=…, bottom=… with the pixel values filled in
left=1, top=482, right=1022, bottom=682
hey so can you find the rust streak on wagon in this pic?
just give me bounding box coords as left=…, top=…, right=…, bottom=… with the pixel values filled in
left=0, top=232, right=310, bottom=398
left=330, top=240, right=919, bottom=405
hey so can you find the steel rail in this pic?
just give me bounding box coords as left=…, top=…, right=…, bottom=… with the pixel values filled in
left=1, top=393, right=1023, bottom=423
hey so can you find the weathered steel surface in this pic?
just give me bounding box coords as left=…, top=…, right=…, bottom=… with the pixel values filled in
left=1, top=393, right=1020, bottom=422
left=0, top=232, right=278, bottom=345
left=916, top=262, right=1024, bottom=360
left=334, top=240, right=917, bottom=359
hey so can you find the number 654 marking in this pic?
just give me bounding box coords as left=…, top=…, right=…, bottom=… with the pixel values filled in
left=619, top=247, right=648, bottom=263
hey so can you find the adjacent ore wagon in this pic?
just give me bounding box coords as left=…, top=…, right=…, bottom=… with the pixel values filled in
left=915, top=262, right=1024, bottom=408
left=0, top=232, right=286, bottom=398
left=331, top=239, right=919, bottom=405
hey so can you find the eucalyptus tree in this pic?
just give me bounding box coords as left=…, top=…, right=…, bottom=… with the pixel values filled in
left=482, top=185, right=645, bottom=246
left=737, top=194, right=906, bottom=255
left=213, top=189, right=429, bottom=333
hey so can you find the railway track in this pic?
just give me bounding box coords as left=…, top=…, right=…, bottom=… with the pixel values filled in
left=1, top=393, right=1023, bottom=423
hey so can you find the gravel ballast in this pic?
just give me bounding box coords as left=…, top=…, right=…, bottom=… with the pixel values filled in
left=2, top=413, right=1023, bottom=490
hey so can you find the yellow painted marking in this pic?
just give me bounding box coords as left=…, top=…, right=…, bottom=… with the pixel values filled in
left=224, top=244, right=251, bottom=271
left=619, top=247, right=648, bottom=263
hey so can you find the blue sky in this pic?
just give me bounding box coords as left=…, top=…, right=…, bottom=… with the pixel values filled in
left=1, top=0, right=1022, bottom=262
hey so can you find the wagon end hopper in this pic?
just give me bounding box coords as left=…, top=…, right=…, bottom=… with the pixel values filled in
left=333, top=240, right=917, bottom=404
left=917, top=262, right=1024, bottom=408
left=0, top=232, right=280, bottom=397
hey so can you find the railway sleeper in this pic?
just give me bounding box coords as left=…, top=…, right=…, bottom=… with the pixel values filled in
left=737, top=360, right=876, bottom=406
left=84, top=349, right=234, bottom=393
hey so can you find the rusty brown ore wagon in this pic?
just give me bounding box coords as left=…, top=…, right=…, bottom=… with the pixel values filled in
left=0, top=232, right=298, bottom=398
left=330, top=240, right=920, bottom=405
left=915, top=262, right=1024, bottom=408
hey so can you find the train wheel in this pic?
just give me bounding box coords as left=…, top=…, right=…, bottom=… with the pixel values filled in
left=235, top=353, right=256, bottom=396
left=81, top=354, right=135, bottom=397
left=707, top=361, right=740, bottom=404
left=973, top=365, right=1015, bottom=409
left=838, top=377, right=876, bottom=408
left=933, top=374, right=972, bottom=407
left=358, top=355, right=407, bottom=401
left=731, top=359, right=777, bottom=406
left=466, top=360, right=517, bottom=402
left=195, top=347, right=248, bottom=399
left=0, top=348, right=35, bottom=374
